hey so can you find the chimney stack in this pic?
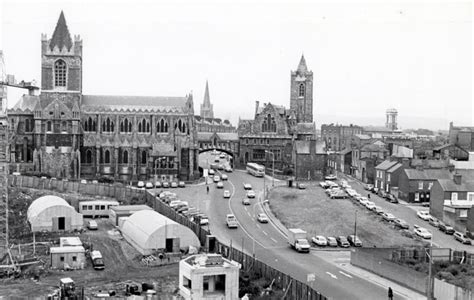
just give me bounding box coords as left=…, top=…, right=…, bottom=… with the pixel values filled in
left=453, top=173, right=462, bottom=185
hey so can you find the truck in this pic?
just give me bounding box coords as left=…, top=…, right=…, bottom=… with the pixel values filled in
left=90, top=250, right=105, bottom=270
left=226, top=214, right=238, bottom=228
left=288, top=228, right=310, bottom=253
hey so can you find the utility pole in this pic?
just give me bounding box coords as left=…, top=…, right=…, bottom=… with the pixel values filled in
left=427, top=240, right=434, bottom=299
left=354, top=210, right=357, bottom=237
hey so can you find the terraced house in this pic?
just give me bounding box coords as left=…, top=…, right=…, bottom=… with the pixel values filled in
left=7, top=12, right=200, bottom=182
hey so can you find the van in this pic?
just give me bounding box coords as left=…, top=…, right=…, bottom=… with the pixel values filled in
left=90, top=250, right=105, bottom=270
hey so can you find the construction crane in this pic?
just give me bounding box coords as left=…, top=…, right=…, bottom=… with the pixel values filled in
left=0, top=77, right=39, bottom=275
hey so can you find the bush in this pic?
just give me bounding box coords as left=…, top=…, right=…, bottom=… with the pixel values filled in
left=437, top=271, right=455, bottom=281
left=446, top=264, right=460, bottom=276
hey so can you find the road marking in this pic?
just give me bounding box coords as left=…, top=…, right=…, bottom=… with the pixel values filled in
left=262, top=230, right=268, bottom=236
left=244, top=206, right=248, bottom=211
left=339, top=271, right=353, bottom=278
left=326, top=272, right=337, bottom=279
left=256, top=224, right=261, bottom=229
left=247, top=211, right=251, bottom=217
left=270, top=237, right=278, bottom=243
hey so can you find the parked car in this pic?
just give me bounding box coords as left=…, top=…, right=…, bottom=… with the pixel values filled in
left=257, top=213, right=269, bottom=223
left=381, top=213, right=396, bottom=222
left=438, top=222, right=455, bottom=234
left=221, top=174, right=228, bottom=181
left=364, top=184, right=374, bottom=191
left=145, top=182, right=154, bottom=189
left=365, top=201, right=376, bottom=210
left=162, top=181, right=170, bottom=188
left=347, top=235, right=362, bottom=247
left=87, top=220, right=98, bottom=230
left=155, top=181, right=162, bottom=188
left=225, top=167, right=233, bottom=173
left=414, top=226, right=432, bottom=239
left=216, top=182, right=224, bottom=189
left=247, top=190, right=256, bottom=198
left=208, top=169, right=215, bottom=175
left=417, top=211, right=431, bottom=221
left=319, top=181, right=329, bottom=189
left=329, top=191, right=347, bottom=199
left=379, top=190, right=388, bottom=198
left=428, top=217, right=440, bottom=228
left=298, top=183, right=307, bottom=189
left=169, top=200, right=184, bottom=209
left=312, top=236, right=328, bottom=247
left=242, top=198, right=251, bottom=205
left=394, top=218, right=410, bottom=229
left=385, top=194, right=398, bottom=203
left=336, top=236, right=350, bottom=248
left=326, top=236, right=338, bottom=247
left=218, top=164, right=225, bottom=170
left=243, top=183, right=252, bottom=190
left=178, top=181, right=186, bottom=188
left=372, top=187, right=379, bottom=194
left=137, top=181, right=145, bottom=188
left=170, top=181, right=178, bottom=188
left=373, top=206, right=384, bottom=215
left=198, top=214, right=209, bottom=226
left=213, top=175, right=220, bottom=182
left=80, top=179, right=88, bottom=184
left=359, top=197, right=370, bottom=206
left=453, top=232, right=472, bottom=244
left=219, top=153, right=226, bottom=159
left=325, top=175, right=337, bottom=181
left=223, top=190, right=231, bottom=198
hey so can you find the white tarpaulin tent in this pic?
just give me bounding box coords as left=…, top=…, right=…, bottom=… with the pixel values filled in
left=27, top=195, right=83, bottom=232
left=121, top=210, right=200, bottom=255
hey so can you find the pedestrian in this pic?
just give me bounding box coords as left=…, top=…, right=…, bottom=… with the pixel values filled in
left=206, top=185, right=209, bottom=194
left=388, top=287, right=393, bottom=300
left=368, top=193, right=371, bottom=199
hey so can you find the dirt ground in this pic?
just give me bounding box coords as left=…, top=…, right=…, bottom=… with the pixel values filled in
left=1, top=187, right=181, bottom=298
left=269, top=183, right=426, bottom=248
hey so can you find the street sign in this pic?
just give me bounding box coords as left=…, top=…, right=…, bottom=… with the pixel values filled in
left=307, top=273, right=316, bottom=282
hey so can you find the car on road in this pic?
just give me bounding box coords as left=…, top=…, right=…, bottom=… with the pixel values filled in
left=394, top=218, right=409, bottom=229
left=453, top=232, right=472, bottom=244
left=162, top=181, right=170, bottom=188
left=365, top=201, right=376, bottom=210
left=325, top=175, right=337, bottom=181
left=246, top=190, right=256, bottom=198
left=208, top=169, right=215, bottom=175
left=326, top=236, right=338, bottom=247
left=297, top=183, right=307, bottom=189
left=372, top=187, right=379, bottom=194
left=414, top=226, right=432, bottom=239
left=145, top=182, right=154, bottom=189
left=438, top=222, right=455, bottom=234
left=242, top=198, right=251, bottom=205
left=428, top=217, right=440, bottom=228
left=218, top=164, right=225, bottom=170
left=373, top=206, right=384, bottom=215
left=213, top=175, right=220, bottom=182
left=417, top=211, right=431, bottom=221
left=221, top=174, right=228, bottom=180
left=226, top=214, right=238, bottom=228
left=169, top=200, right=185, bottom=209
left=381, top=213, right=396, bottom=222
left=223, top=190, right=231, bottom=198
left=336, top=236, right=350, bottom=248
left=329, top=191, right=347, bottom=199
left=87, top=220, right=98, bottom=230
left=346, top=189, right=358, bottom=198
left=364, top=184, right=374, bottom=191
left=216, top=182, right=224, bottom=189
left=358, top=197, right=370, bottom=206
left=171, top=181, right=178, bottom=188
left=312, top=236, right=328, bottom=247
left=178, top=181, right=186, bottom=188
left=198, top=214, right=209, bottom=226
left=155, top=181, right=162, bottom=188
left=319, top=181, right=329, bottom=189
left=347, top=235, right=362, bottom=247
left=243, top=183, right=252, bottom=190
left=80, top=179, right=87, bottom=184
left=137, top=181, right=145, bottom=188
left=225, top=167, right=233, bottom=173
left=257, top=213, right=269, bottom=223
left=385, top=194, right=398, bottom=203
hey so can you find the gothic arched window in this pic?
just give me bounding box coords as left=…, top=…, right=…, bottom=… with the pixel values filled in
left=47, top=121, right=52, bottom=132
left=262, top=114, right=276, bottom=132
left=141, top=150, right=147, bottom=164
left=123, top=150, right=129, bottom=164
left=25, top=119, right=30, bottom=132
left=104, top=150, right=110, bottom=164
left=299, top=83, right=305, bottom=97
left=86, top=150, right=92, bottom=164
left=54, top=59, right=67, bottom=87
left=157, top=118, right=169, bottom=133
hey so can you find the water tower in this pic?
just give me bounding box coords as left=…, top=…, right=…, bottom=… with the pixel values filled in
left=386, top=108, right=398, bottom=131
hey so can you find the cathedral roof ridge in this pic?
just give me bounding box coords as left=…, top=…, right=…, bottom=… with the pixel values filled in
left=82, top=94, right=188, bottom=109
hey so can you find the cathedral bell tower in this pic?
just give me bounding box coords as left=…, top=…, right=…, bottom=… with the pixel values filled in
left=290, top=55, right=313, bottom=123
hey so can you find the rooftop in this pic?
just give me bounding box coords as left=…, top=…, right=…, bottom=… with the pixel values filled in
left=184, top=254, right=239, bottom=269
left=404, top=169, right=452, bottom=180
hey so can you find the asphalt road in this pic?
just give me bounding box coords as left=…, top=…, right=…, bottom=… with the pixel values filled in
left=337, top=173, right=473, bottom=252
left=201, top=158, right=407, bottom=300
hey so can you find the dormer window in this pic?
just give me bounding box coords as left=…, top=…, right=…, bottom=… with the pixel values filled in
left=54, top=59, right=67, bottom=87
left=299, top=84, right=305, bottom=97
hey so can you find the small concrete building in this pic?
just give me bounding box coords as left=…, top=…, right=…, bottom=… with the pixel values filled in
left=27, top=195, right=83, bottom=232
left=108, top=204, right=153, bottom=226
left=121, top=210, right=200, bottom=255
left=50, top=246, right=86, bottom=270
left=179, top=254, right=240, bottom=300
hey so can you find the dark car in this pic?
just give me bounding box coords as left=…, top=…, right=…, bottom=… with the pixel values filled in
left=438, top=222, right=455, bottom=234
left=347, top=235, right=362, bottom=247
left=336, top=236, right=350, bottom=248
left=385, top=194, right=398, bottom=203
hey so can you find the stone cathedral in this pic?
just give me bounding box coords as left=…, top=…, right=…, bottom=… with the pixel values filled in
left=7, top=12, right=200, bottom=182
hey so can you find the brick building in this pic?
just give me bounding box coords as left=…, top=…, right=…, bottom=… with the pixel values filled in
left=398, top=169, right=452, bottom=203
left=374, top=160, right=403, bottom=194
left=295, top=140, right=326, bottom=180
left=351, top=142, right=388, bottom=182
left=7, top=12, right=200, bottom=182
left=321, top=123, right=362, bottom=151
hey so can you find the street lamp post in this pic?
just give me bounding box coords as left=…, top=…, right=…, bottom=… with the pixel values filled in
left=354, top=210, right=358, bottom=237
left=264, top=150, right=275, bottom=187
left=252, top=199, right=269, bottom=256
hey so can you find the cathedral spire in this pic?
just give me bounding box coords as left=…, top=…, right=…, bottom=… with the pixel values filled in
left=297, top=54, right=308, bottom=73
left=50, top=11, right=73, bottom=51
left=203, top=80, right=211, bottom=106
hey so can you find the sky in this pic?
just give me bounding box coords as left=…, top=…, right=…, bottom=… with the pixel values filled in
left=1, top=0, right=472, bottom=131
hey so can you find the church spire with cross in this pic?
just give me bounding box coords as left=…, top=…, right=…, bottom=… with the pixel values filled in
left=200, top=80, right=214, bottom=119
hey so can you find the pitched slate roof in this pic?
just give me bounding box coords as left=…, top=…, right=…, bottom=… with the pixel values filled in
left=82, top=95, right=188, bottom=112
left=375, top=160, right=398, bottom=171
left=296, top=122, right=315, bottom=134
left=404, top=169, right=452, bottom=180
left=11, top=95, right=40, bottom=112
left=438, top=179, right=474, bottom=192
left=256, top=103, right=286, bottom=115
left=387, top=163, right=402, bottom=173
left=50, top=11, right=73, bottom=51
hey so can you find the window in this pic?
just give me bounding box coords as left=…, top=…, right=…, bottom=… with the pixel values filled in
left=82, top=205, right=87, bottom=210
left=418, top=182, right=423, bottom=190
left=54, top=59, right=67, bottom=87
left=299, top=83, right=305, bottom=97
left=84, top=117, right=96, bottom=132
left=183, top=276, right=192, bottom=289
left=72, top=256, right=77, bottom=262
left=60, top=256, right=65, bottom=262
left=141, top=150, right=147, bottom=164
left=387, top=174, right=391, bottom=182
left=47, top=121, right=52, bottom=132
left=460, top=210, right=468, bottom=218
left=104, top=150, right=110, bottom=164
left=88, top=205, right=92, bottom=210
left=175, top=119, right=187, bottom=133
left=121, top=118, right=132, bottom=133
left=468, top=193, right=474, bottom=202
left=123, top=150, right=129, bottom=164
left=138, top=118, right=150, bottom=133
left=95, top=205, right=100, bottom=210
left=451, top=193, right=458, bottom=201
left=102, top=118, right=114, bottom=132
left=100, top=205, right=105, bottom=210
left=253, top=149, right=265, bottom=160
left=86, top=150, right=92, bottom=164
left=25, top=119, right=30, bottom=132
left=262, top=114, right=276, bottom=132
left=428, top=182, right=433, bottom=190
left=157, top=118, right=169, bottom=133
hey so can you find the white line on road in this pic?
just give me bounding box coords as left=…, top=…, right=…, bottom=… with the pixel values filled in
left=244, top=206, right=248, bottom=211
left=262, top=230, right=268, bottom=236
left=256, top=224, right=261, bottom=229
left=339, top=271, right=353, bottom=278
left=270, top=237, right=278, bottom=243
left=247, top=211, right=251, bottom=217
left=326, top=272, right=337, bottom=279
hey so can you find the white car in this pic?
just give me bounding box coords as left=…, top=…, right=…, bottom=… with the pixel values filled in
left=87, top=220, right=98, bottom=230
left=243, top=183, right=252, bottom=190
left=312, top=236, right=328, bottom=246
left=223, top=190, right=231, bottom=198
left=145, top=182, right=154, bottom=189
left=246, top=190, right=256, bottom=198
left=216, top=182, right=224, bottom=189
left=257, top=213, right=269, bottom=223
left=414, top=227, right=432, bottom=239
left=359, top=197, right=370, bottom=206
left=169, top=200, right=184, bottom=209
left=137, top=181, right=145, bottom=188
left=208, top=169, right=215, bottom=175
left=325, top=175, right=337, bottom=180
left=382, top=212, right=396, bottom=222
left=365, top=201, right=376, bottom=210
left=213, top=175, right=220, bottom=182
left=80, top=179, right=88, bottom=184
left=221, top=174, right=228, bottom=180
left=417, top=211, right=431, bottom=221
